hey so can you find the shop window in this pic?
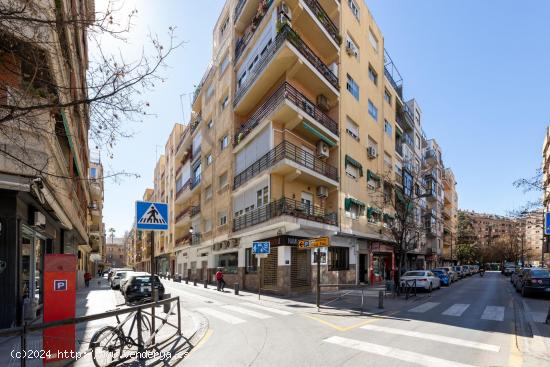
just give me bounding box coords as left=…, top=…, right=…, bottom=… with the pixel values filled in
left=217, top=251, right=238, bottom=274
left=329, top=247, right=349, bottom=271
left=245, top=248, right=257, bottom=273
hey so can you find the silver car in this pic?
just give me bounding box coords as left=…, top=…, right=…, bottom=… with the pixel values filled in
left=436, top=267, right=457, bottom=282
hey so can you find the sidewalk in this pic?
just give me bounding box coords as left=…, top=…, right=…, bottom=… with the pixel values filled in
left=0, top=276, right=208, bottom=367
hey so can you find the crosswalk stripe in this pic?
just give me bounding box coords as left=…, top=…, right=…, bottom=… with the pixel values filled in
left=408, top=302, right=440, bottom=313
left=442, top=303, right=470, bottom=317
left=480, top=306, right=505, bottom=321
left=222, top=305, right=272, bottom=319
left=240, top=303, right=293, bottom=316
left=324, top=336, right=476, bottom=367
left=360, top=325, right=500, bottom=352
left=196, top=307, right=246, bottom=324
left=165, top=286, right=224, bottom=305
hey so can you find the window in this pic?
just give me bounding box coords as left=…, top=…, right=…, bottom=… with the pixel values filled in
left=219, top=16, right=229, bottom=37
left=368, top=65, right=378, bottom=85
left=345, top=201, right=362, bottom=219
left=206, top=153, right=213, bottom=166
left=384, top=120, right=393, bottom=137
left=384, top=152, right=392, bottom=170
left=348, top=0, right=360, bottom=21
left=220, top=53, right=229, bottom=76
left=245, top=248, right=258, bottom=273
left=217, top=251, right=238, bottom=273
left=219, top=172, right=228, bottom=189
left=256, top=186, right=268, bottom=207
left=89, top=167, right=97, bottom=179
left=345, top=36, right=359, bottom=59
left=329, top=247, right=349, bottom=271
left=368, top=100, right=378, bottom=121
left=384, top=89, right=392, bottom=105
left=415, top=133, right=421, bottom=149
left=207, top=120, right=214, bottom=129
left=220, top=135, right=229, bottom=150
left=218, top=211, right=227, bottom=226
left=368, top=29, right=378, bottom=51
left=205, top=185, right=212, bottom=200
left=345, top=162, right=359, bottom=179
left=346, top=74, right=359, bottom=100
left=221, top=95, right=229, bottom=110
left=206, top=84, right=214, bottom=100
left=403, top=170, right=413, bottom=197
left=204, top=219, right=212, bottom=232
left=345, top=116, right=359, bottom=140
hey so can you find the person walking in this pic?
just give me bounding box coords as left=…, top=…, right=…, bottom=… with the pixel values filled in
left=84, top=272, right=92, bottom=288
left=215, top=268, right=225, bottom=292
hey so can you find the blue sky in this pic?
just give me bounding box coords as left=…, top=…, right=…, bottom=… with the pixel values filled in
left=98, top=0, right=550, bottom=236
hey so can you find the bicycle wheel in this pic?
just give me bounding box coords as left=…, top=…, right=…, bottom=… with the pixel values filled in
left=90, top=326, right=125, bottom=367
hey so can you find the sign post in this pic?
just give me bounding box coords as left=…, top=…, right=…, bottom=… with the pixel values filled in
left=298, top=237, right=329, bottom=310
left=136, top=201, right=169, bottom=344
left=252, top=242, right=270, bottom=300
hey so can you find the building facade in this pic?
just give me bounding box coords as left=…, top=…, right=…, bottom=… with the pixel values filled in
left=541, top=125, right=550, bottom=266
left=104, top=237, right=128, bottom=268
left=523, top=209, right=543, bottom=266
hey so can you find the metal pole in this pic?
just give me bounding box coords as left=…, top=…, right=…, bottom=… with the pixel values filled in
left=21, top=321, right=27, bottom=367
left=316, top=248, right=320, bottom=310
left=150, top=230, right=156, bottom=345
left=258, top=258, right=262, bottom=300
left=137, top=308, right=143, bottom=354
left=176, top=298, right=182, bottom=335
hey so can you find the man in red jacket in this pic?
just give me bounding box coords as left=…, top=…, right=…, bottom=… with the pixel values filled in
left=215, top=268, right=225, bottom=291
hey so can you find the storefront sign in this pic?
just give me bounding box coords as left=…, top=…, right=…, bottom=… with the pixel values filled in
left=298, top=236, right=329, bottom=249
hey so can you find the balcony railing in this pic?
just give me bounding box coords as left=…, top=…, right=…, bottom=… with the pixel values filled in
left=235, top=0, right=275, bottom=61
left=176, top=179, right=191, bottom=199
left=175, top=234, right=191, bottom=247
left=233, top=197, right=337, bottom=232
left=191, top=174, right=202, bottom=189
left=234, top=82, right=338, bottom=146
left=190, top=113, right=201, bottom=134
left=191, top=233, right=202, bottom=245
left=233, top=140, right=337, bottom=190
left=176, top=207, right=190, bottom=222
left=384, top=49, right=403, bottom=98
left=190, top=205, right=201, bottom=217
left=234, top=24, right=339, bottom=107
left=233, top=0, right=247, bottom=23
left=303, top=0, right=341, bottom=45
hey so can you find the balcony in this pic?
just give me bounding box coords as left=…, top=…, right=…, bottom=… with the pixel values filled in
left=233, top=140, right=338, bottom=191
left=235, top=82, right=338, bottom=148
left=191, top=173, right=202, bottom=190
left=233, top=197, right=337, bottom=232
left=175, top=179, right=191, bottom=204
left=190, top=205, right=201, bottom=217
left=396, top=101, right=414, bottom=132
left=175, top=126, right=192, bottom=160
left=234, top=24, right=339, bottom=114
left=175, top=206, right=191, bottom=227
left=191, top=233, right=202, bottom=246
left=175, top=234, right=191, bottom=248
left=235, top=0, right=275, bottom=61
left=300, top=0, right=341, bottom=47
left=384, top=49, right=403, bottom=99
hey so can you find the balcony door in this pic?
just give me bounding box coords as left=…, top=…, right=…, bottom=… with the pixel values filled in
left=301, top=192, right=313, bottom=215
left=301, top=145, right=315, bottom=171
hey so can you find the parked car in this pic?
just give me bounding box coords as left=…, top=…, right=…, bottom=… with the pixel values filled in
left=124, top=274, right=165, bottom=303
left=462, top=265, right=471, bottom=276
left=111, top=269, right=134, bottom=289
left=453, top=266, right=465, bottom=279
left=503, top=266, right=515, bottom=276
left=120, top=271, right=149, bottom=295
left=435, top=267, right=457, bottom=282
left=502, top=262, right=516, bottom=274
left=519, top=268, right=550, bottom=297
left=471, top=265, right=480, bottom=274
left=400, top=270, right=441, bottom=292
left=511, top=267, right=524, bottom=287
left=432, top=269, right=451, bottom=286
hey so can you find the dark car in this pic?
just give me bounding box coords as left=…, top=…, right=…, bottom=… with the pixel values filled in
left=503, top=266, right=515, bottom=276
left=520, top=269, right=550, bottom=297
left=124, top=274, right=165, bottom=303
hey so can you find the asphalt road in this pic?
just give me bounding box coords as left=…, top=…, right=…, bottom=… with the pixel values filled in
left=160, top=272, right=549, bottom=367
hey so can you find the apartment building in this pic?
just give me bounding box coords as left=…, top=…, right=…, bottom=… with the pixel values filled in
left=541, top=125, right=550, bottom=266
left=442, top=168, right=458, bottom=264
left=105, top=237, right=128, bottom=268
left=460, top=210, right=521, bottom=247
left=0, top=0, right=95, bottom=327
left=88, top=159, right=106, bottom=275
left=522, top=209, right=543, bottom=266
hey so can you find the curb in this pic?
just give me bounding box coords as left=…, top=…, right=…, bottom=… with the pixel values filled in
left=186, top=309, right=210, bottom=348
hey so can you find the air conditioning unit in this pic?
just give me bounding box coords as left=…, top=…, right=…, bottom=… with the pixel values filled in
left=367, top=146, right=378, bottom=159
left=329, top=62, right=338, bottom=77
left=33, top=212, right=46, bottom=228
left=345, top=45, right=354, bottom=56
left=316, top=186, right=328, bottom=198
left=316, top=94, right=329, bottom=112
left=317, top=140, right=329, bottom=158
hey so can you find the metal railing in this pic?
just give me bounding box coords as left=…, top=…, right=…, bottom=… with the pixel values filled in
left=235, top=0, right=275, bottom=61
left=190, top=114, right=201, bottom=134
left=303, top=0, right=341, bottom=45
left=175, top=207, right=190, bottom=222
left=191, top=174, right=201, bottom=189
left=234, top=24, right=339, bottom=107
left=233, top=197, right=337, bottom=232
left=176, top=234, right=191, bottom=247
left=190, top=205, right=201, bottom=217
left=176, top=179, right=191, bottom=199
left=233, top=0, right=247, bottom=23
left=234, top=82, right=338, bottom=146
left=191, top=233, right=202, bottom=245
left=233, top=140, right=337, bottom=190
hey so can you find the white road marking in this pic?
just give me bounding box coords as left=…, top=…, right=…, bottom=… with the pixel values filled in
left=166, top=286, right=224, bottom=305
left=222, top=305, right=272, bottom=319
left=195, top=307, right=246, bottom=324
left=240, top=302, right=293, bottom=316
left=324, top=336, right=477, bottom=367
left=360, top=325, right=500, bottom=352
left=408, top=302, right=440, bottom=313
left=480, top=306, right=505, bottom=321
left=442, top=303, right=470, bottom=317
left=529, top=312, right=547, bottom=323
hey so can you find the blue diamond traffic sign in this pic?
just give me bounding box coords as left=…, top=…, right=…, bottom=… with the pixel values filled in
left=136, top=201, right=169, bottom=231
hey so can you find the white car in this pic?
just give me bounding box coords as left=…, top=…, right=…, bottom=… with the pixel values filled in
left=111, top=269, right=134, bottom=289
left=400, top=270, right=441, bottom=292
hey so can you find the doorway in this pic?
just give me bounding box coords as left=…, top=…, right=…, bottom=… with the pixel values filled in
left=359, top=254, right=369, bottom=283
left=301, top=192, right=313, bottom=215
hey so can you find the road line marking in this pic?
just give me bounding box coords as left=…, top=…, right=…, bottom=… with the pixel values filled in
left=302, top=314, right=346, bottom=332
left=324, top=336, right=476, bottom=367
left=188, top=329, right=213, bottom=357
left=481, top=306, right=505, bottom=321
left=360, top=325, right=500, bottom=352
left=222, top=305, right=271, bottom=319
left=442, top=303, right=470, bottom=317
left=408, top=302, right=440, bottom=313
left=195, top=307, right=246, bottom=324
left=240, top=303, right=293, bottom=316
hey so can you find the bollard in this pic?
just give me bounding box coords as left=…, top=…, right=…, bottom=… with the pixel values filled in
left=193, top=279, right=197, bottom=286
left=378, top=290, right=384, bottom=309
left=204, top=279, right=208, bottom=288
left=163, top=293, right=171, bottom=313
left=185, top=278, right=188, bottom=285
left=234, top=283, right=240, bottom=295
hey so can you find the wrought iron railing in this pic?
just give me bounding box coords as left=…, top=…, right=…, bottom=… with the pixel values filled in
left=233, top=140, right=337, bottom=190
left=176, top=179, right=191, bottom=199
left=233, top=197, right=337, bottom=232
left=190, top=205, right=201, bottom=217
left=234, top=24, right=339, bottom=107
left=191, top=233, right=202, bottom=245
left=235, top=0, right=275, bottom=61
left=234, top=0, right=247, bottom=23
left=303, top=0, right=341, bottom=45
left=234, top=82, right=337, bottom=146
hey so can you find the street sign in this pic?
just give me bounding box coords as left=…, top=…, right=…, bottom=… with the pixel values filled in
left=545, top=212, right=550, bottom=235
left=252, top=241, right=270, bottom=255
left=136, top=201, right=169, bottom=231
left=298, top=236, right=329, bottom=249
left=54, top=280, right=67, bottom=291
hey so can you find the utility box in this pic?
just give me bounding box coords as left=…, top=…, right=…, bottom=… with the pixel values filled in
left=43, top=254, right=77, bottom=364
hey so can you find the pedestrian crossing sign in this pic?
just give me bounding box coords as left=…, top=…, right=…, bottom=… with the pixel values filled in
left=545, top=212, right=550, bottom=235
left=136, top=201, right=169, bottom=231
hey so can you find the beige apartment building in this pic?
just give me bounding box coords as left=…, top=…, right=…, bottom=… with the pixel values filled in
left=522, top=209, right=543, bottom=266
left=541, top=125, right=550, bottom=266
left=136, top=0, right=457, bottom=294
left=442, top=168, right=458, bottom=264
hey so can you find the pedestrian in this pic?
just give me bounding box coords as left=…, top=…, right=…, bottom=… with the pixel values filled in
left=84, top=272, right=92, bottom=288
left=215, top=268, right=225, bottom=291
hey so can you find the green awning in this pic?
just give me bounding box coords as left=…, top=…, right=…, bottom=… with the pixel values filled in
left=344, top=197, right=365, bottom=211
left=302, top=120, right=337, bottom=147
left=345, top=155, right=363, bottom=176
left=395, top=189, right=405, bottom=203
left=396, top=128, right=403, bottom=137
left=367, top=170, right=381, bottom=182
left=367, top=206, right=382, bottom=218
left=61, top=110, right=82, bottom=177
left=383, top=213, right=395, bottom=222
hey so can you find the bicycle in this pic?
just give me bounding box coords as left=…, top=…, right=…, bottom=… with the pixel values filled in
left=90, top=299, right=153, bottom=367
